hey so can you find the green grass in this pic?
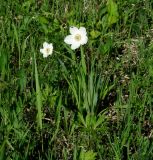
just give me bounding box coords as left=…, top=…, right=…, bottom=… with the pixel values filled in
left=0, top=0, right=153, bottom=159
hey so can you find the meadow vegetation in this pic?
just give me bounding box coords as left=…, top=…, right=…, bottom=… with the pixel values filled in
left=0, top=0, right=153, bottom=159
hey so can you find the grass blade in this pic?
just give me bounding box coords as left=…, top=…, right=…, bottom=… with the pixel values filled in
left=34, top=51, right=42, bottom=130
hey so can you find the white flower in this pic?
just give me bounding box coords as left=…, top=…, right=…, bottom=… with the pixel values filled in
left=64, top=26, right=88, bottom=50
left=40, top=42, right=53, bottom=58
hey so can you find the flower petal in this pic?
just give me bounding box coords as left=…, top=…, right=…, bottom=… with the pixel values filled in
left=70, top=26, right=79, bottom=35
left=48, top=44, right=53, bottom=51
left=64, top=35, right=73, bottom=44
left=48, top=49, right=53, bottom=55
left=43, top=53, right=48, bottom=58
left=71, top=42, right=80, bottom=50
left=80, top=35, right=88, bottom=45
left=40, top=48, right=44, bottom=54
left=79, top=27, right=87, bottom=35
left=43, top=42, right=48, bottom=48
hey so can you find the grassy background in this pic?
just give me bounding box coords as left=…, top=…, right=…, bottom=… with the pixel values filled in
left=0, top=0, right=153, bottom=159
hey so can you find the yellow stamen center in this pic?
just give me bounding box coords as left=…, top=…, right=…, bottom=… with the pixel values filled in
left=74, top=34, right=81, bottom=41
left=46, top=48, right=50, bottom=54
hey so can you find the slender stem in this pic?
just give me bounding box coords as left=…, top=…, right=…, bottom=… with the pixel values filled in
left=80, top=46, right=87, bottom=75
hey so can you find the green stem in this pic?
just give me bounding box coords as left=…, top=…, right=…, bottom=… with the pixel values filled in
left=80, top=46, right=87, bottom=75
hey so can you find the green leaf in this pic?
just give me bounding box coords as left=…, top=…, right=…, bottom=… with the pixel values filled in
left=107, top=0, right=119, bottom=26
left=94, top=114, right=105, bottom=129
left=22, top=0, right=35, bottom=12
left=0, top=80, right=8, bottom=92
left=18, top=69, right=27, bottom=92
left=79, top=150, right=97, bottom=160
left=85, top=114, right=91, bottom=128
left=33, top=51, right=42, bottom=130
left=78, top=112, right=86, bottom=127
left=38, top=16, right=49, bottom=24
left=0, top=140, right=6, bottom=160
left=101, top=38, right=113, bottom=54
left=90, top=30, right=101, bottom=39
